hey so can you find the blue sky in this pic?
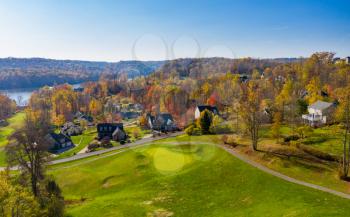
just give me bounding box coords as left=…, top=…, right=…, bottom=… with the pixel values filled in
left=0, top=0, right=349, bottom=61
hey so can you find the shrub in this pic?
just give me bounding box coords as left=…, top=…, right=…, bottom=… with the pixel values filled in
left=184, top=125, right=195, bottom=135
left=132, top=128, right=141, bottom=138
left=192, top=128, right=202, bottom=136
left=222, top=135, right=239, bottom=147
left=221, top=135, right=228, bottom=143
left=210, top=125, right=232, bottom=134
left=101, top=142, right=113, bottom=148
left=296, top=126, right=313, bottom=139
left=283, top=135, right=300, bottom=143
left=88, top=140, right=100, bottom=151
left=302, top=137, right=327, bottom=145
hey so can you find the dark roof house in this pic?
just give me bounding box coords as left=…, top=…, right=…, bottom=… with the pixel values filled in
left=61, top=122, right=83, bottom=136
left=195, top=105, right=219, bottom=119
left=147, top=113, right=177, bottom=132
left=346, top=56, right=350, bottom=64
left=97, top=123, right=127, bottom=142
left=45, top=133, right=73, bottom=152
left=75, top=112, right=93, bottom=124
left=121, top=111, right=140, bottom=119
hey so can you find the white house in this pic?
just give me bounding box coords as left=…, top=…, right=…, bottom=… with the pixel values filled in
left=195, top=105, right=219, bottom=119
left=346, top=56, right=350, bottom=64
left=302, top=100, right=335, bottom=126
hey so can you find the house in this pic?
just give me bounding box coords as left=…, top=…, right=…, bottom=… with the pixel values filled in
left=61, top=122, right=83, bottom=136
left=97, top=123, right=127, bottom=142
left=302, top=100, right=335, bottom=126
left=334, top=57, right=350, bottom=65
left=121, top=111, right=140, bottom=120
left=75, top=112, right=94, bottom=125
left=147, top=113, right=177, bottom=132
left=195, top=105, right=219, bottom=119
left=333, top=57, right=342, bottom=64
left=104, top=101, right=121, bottom=114
left=346, top=57, right=350, bottom=64
left=73, top=87, right=84, bottom=92
left=147, top=113, right=155, bottom=129
left=45, top=133, right=73, bottom=152
left=239, top=74, right=249, bottom=83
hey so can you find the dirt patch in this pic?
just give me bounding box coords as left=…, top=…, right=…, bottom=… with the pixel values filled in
left=147, top=209, right=174, bottom=217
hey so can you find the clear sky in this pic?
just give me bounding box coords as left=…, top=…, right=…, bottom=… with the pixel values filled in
left=0, top=0, right=349, bottom=61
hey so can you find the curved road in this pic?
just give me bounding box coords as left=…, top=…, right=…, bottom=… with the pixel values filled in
left=0, top=131, right=184, bottom=171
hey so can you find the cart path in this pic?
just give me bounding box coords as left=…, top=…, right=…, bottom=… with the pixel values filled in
left=219, top=144, right=350, bottom=200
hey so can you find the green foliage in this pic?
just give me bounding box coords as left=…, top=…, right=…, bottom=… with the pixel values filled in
left=184, top=124, right=194, bottom=135
left=197, top=109, right=213, bottom=134
left=296, top=126, right=313, bottom=139
left=41, top=179, right=65, bottom=217
left=184, top=124, right=202, bottom=136
left=296, top=99, right=308, bottom=115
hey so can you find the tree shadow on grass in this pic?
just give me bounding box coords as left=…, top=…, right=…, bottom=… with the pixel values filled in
left=255, top=148, right=334, bottom=173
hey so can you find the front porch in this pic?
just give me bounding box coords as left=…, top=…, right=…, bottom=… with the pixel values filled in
left=302, top=114, right=326, bottom=126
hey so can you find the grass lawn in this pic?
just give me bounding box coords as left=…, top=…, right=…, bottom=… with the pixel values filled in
left=0, top=112, right=25, bottom=166
left=260, top=124, right=344, bottom=157
left=50, top=135, right=350, bottom=217
left=0, top=112, right=25, bottom=147
left=225, top=123, right=350, bottom=194
left=55, top=128, right=97, bottom=160
left=124, top=125, right=151, bottom=142
left=300, top=125, right=344, bottom=156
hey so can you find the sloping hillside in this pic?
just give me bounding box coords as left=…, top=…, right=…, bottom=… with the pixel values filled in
left=50, top=136, right=350, bottom=217
left=0, top=58, right=164, bottom=89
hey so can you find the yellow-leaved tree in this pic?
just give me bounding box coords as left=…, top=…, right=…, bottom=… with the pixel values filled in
left=306, top=77, right=322, bottom=104
left=0, top=172, right=43, bottom=217
left=240, top=81, right=263, bottom=151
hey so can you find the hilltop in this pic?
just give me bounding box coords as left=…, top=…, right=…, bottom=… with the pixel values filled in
left=0, top=58, right=164, bottom=89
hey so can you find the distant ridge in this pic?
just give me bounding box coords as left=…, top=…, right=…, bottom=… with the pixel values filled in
left=0, top=57, right=303, bottom=89
left=0, top=58, right=165, bottom=89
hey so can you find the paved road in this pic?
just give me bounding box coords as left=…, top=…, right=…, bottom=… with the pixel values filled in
left=0, top=131, right=184, bottom=171
left=219, top=144, right=350, bottom=200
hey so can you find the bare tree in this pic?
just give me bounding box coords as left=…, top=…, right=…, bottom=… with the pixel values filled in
left=6, top=111, right=51, bottom=197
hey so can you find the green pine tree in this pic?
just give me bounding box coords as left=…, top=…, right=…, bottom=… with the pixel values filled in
left=197, top=109, right=213, bottom=134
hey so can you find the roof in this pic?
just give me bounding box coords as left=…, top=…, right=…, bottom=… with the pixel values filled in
left=197, top=105, right=218, bottom=113
left=149, top=113, right=175, bottom=127
left=48, top=133, right=72, bottom=143
left=112, top=127, right=126, bottom=136
left=309, top=100, right=333, bottom=111
left=158, top=113, right=173, bottom=122
left=97, top=123, right=124, bottom=131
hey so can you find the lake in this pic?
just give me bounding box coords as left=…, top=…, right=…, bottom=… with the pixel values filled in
left=0, top=83, right=82, bottom=106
